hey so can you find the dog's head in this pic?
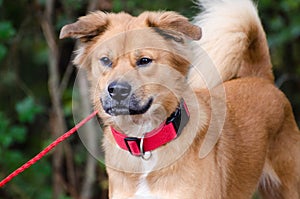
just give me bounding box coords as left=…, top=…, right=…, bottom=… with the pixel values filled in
left=60, top=11, right=201, bottom=136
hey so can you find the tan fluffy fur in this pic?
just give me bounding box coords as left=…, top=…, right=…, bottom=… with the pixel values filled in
left=189, top=0, right=274, bottom=89
left=60, top=0, right=300, bottom=198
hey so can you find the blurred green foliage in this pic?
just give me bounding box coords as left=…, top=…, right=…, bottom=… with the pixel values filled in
left=0, top=97, right=50, bottom=199
left=259, top=0, right=300, bottom=123
left=112, top=0, right=196, bottom=17
left=0, top=20, right=15, bottom=61
left=0, top=112, right=26, bottom=148
left=260, top=0, right=300, bottom=47
left=16, top=97, right=44, bottom=123
left=0, top=0, right=299, bottom=198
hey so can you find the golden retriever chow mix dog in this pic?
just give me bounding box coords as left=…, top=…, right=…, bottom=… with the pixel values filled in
left=60, top=0, right=300, bottom=198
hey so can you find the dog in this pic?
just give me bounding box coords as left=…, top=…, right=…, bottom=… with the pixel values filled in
left=60, top=0, right=300, bottom=198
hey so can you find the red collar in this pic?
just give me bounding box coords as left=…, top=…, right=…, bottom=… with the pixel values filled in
left=110, top=99, right=190, bottom=157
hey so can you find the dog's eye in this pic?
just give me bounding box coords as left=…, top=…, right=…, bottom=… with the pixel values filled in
left=136, top=57, right=152, bottom=67
left=99, top=57, right=113, bottom=67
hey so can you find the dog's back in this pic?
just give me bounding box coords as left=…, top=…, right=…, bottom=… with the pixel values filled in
left=191, top=0, right=300, bottom=198
left=189, top=0, right=274, bottom=89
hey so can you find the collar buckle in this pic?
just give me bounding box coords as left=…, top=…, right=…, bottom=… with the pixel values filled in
left=124, top=136, right=152, bottom=160
left=124, top=137, right=142, bottom=156
left=166, top=99, right=190, bottom=137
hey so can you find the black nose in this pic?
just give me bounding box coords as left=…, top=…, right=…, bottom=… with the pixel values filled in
left=107, top=81, right=131, bottom=101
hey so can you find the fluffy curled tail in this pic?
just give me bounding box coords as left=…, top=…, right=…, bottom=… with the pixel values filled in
left=189, top=0, right=274, bottom=89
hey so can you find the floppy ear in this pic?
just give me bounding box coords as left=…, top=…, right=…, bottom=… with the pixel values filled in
left=59, top=11, right=109, bottom=42
left=141, top=11, right=202, bottom=41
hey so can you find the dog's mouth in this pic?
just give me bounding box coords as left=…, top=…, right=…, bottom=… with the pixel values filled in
left=103, top=97, right=153, bottom=116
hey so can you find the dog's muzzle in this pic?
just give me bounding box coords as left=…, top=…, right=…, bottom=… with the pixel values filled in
left=101, top=81, right=153, bottom=116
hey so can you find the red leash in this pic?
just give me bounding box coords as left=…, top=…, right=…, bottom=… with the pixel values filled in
left=0, top=110, right=98, bottom=188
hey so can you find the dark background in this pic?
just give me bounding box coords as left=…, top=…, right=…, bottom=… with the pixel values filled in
left=0, top=0, right=299, bottom=198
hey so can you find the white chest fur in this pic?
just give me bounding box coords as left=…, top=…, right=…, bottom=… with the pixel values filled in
left=131, top=153, right=162, bottom=199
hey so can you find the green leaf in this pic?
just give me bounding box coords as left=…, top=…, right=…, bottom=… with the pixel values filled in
left=1, top=134, right=13, bottom=148
left=0, top=21, right=15, bottom=40
left=270, top=16, right=284, bottom=31
left=0, top=126, right=27, bottom=148
left=0, top=112, right=9, bottom=132
left=10, top=125, right=27, bottom=143
left=0, top=44, right=7, bottom=61
left=0, top=112, right=10, bottom=148
left=15, top=97, right=43, bottom=123
left=2, top=150, right=25, bottom=172
left=0, top=112, right=27, bottom=148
